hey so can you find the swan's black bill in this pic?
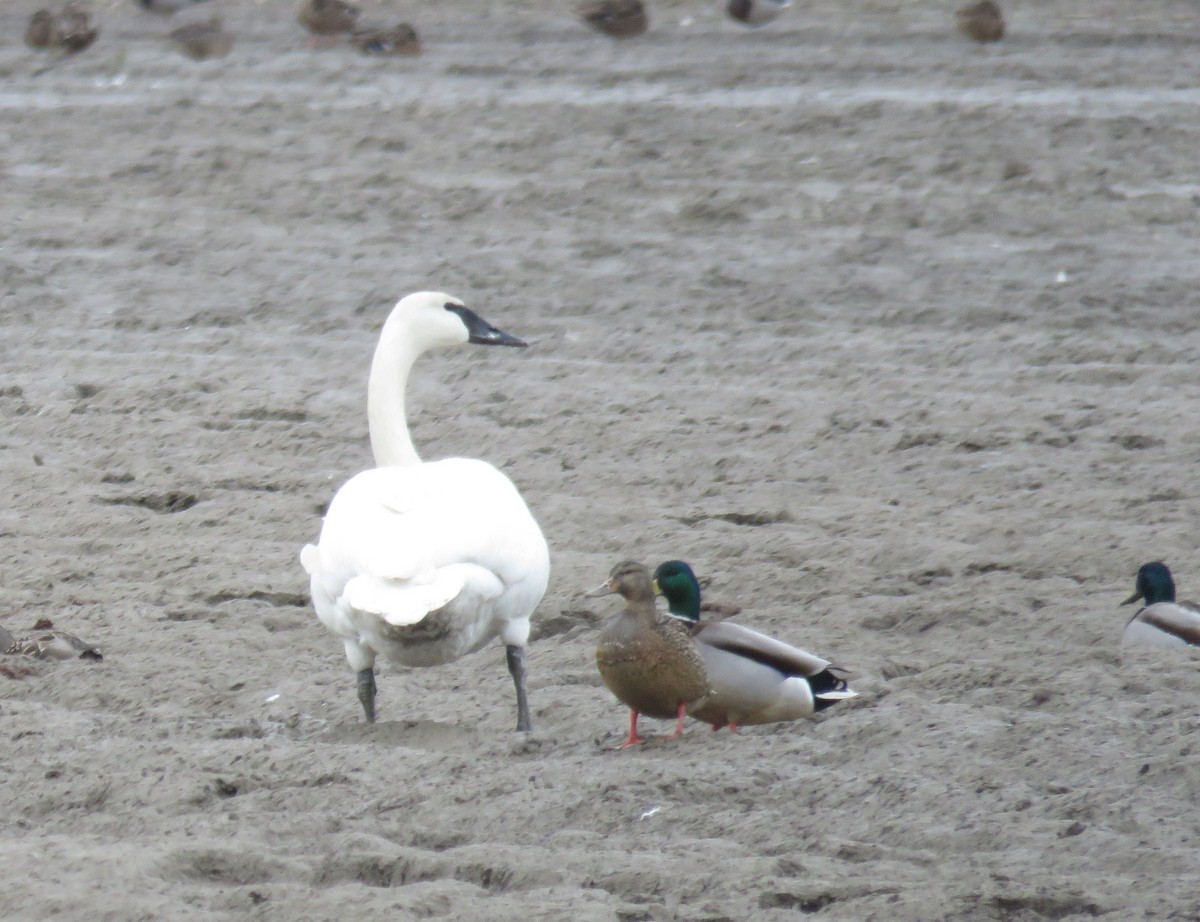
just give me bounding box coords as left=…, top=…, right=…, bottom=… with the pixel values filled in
left=445, top=303, right=528, bottom=348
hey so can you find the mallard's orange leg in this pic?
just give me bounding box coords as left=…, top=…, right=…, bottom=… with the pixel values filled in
left=620, top=709, right=644, bottom=748
left=670, top=702, right=687, bottom=739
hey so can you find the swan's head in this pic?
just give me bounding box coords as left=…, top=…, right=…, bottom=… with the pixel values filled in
left=386, top=291, right=528, bottom=352
left=1123, top=561, right=1176, bottom=607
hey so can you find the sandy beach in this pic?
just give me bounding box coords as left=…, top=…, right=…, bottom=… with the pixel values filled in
left=2, top=0, right=1199, bottom=918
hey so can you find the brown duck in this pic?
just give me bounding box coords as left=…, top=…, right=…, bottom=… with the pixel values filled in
left=577, top=0, right=648, bottom=39
left=726, top=0, right=791, bottom=27
left=591, top=560, right=710, bottom=747
left=350, top=23, right=421, bottom=56
left=25, top=10, right=61, bottom=50
left=168, top=16, right=233, bottom=60
left=298, top=0, right=361, bottom=42
left=58, top=4, right=99, bottom=54
left=955, top=0, right=1004, bottom=43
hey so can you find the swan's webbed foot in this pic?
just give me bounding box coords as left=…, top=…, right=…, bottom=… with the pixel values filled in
left=356, top=667, right=377, bottom=723
left=506, top=644, right=532, bottom=732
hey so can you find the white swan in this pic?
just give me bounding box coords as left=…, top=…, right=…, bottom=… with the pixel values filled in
left=300, top=292, right=550, bottom=730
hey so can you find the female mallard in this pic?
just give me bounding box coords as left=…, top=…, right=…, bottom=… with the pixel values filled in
left=25, top=10, right=60, bottom=50
left=726, top=0, right=791, bottom=27
left=300, top=292, right=549, bottom=730
left=653, top=560, right=855, bottom=730
left=168, top=16, right=233, bottom=60
left=298, top=0, right=360, bottom=42
left=577, top=0, right=648, bottom=39
left=955, top=0, right=1004, bottom=43
left=350, top=23, right=421, bottom=56
left=590, top=560, right=710, bottom=747
left=1121, top=562, right=1200, bottom=648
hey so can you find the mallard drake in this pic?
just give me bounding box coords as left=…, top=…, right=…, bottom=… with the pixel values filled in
left=955, top=0, right=1004, bottom=43
left=350, top=23, right=421, bottom=56
left=590, top=560, right=711, bottom=747
left=298, top=0, right=360, bottom=42
left=726, top=0, right=791, bottom=27
left=58, top=4, right=98, bottom=54
left=25, top=10, right=60, bottom=49
left=168, top=16, right=233, bottom=60
left=1121, top=562, right=1200, bottom=648
left=653, top=560, right=856, bottom=730
left=4, top=618, right=102, bottom=661
left=135, top=0, right=213, bottom=13
left=300, top=292, right=549, bottom=730
left=577, top=0, right=648, bottom=39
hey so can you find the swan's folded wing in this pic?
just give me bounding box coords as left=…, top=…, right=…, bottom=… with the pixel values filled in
left=318, top=463, right=536, bottom=582
left=693, top=621, right=833, bottom=678
left=299, top=543, right=321, bottom=577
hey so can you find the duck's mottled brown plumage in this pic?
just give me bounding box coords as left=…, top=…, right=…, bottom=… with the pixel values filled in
left=298, top=0, right=360, bottom=37
left=956, top=0, right=1004, bottom=43
left=169, top=16, right=233, bottom=60
left=595, top=561, right=710, bottom=726
left=577, top=0, right=647, bottom=39
left=26, top=10, right=61, bottom=50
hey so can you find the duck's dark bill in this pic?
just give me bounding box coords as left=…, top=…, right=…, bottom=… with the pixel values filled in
left=446, top=304, right=528, bottom=347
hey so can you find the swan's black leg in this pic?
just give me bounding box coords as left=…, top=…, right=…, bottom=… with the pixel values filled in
left=356, top=667, right=377, bottom=723
left=506, top=644, right=532, bottom=732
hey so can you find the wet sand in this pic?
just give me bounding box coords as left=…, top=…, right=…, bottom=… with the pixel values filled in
left=2, top=1, right=1199, bottom=919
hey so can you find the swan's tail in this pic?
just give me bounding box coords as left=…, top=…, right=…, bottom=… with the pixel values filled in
left=344, top=571, right=466, bottom=626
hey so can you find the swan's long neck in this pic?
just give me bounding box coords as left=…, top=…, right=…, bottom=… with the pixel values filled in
left=367, top=322, right=423, bottom=468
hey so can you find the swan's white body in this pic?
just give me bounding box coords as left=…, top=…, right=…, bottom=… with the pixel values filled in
left=302, top=460, right=548, bottom=669
left=300, top=291, right=549, bottom=726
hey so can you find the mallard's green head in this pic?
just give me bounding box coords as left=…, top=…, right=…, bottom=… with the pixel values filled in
left=1124, top=561, right=1176, bottom=606
left=653, top=560, right=702, bottom=621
